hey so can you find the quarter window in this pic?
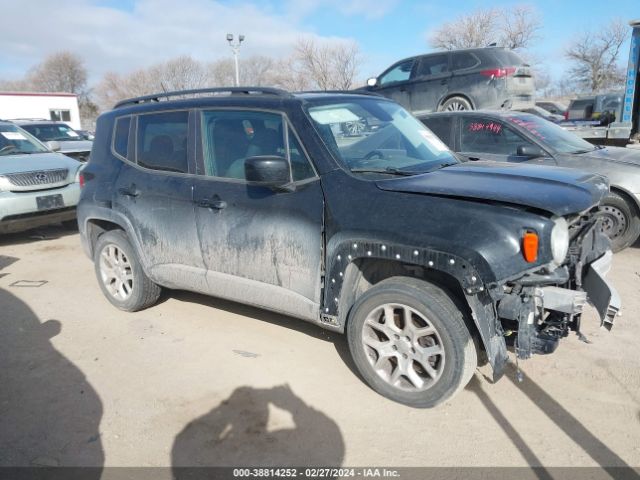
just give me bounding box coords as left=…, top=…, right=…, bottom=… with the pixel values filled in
left=422, top=116, right=453, bottom=147
left=113, top=116, right=130, bottom=159
left=136, top=111, right=189, bottom=173
left=451, top=52, right=479, bottom=71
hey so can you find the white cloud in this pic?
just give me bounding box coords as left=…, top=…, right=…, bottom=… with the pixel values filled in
left=0, top=0, right=368, bottom=84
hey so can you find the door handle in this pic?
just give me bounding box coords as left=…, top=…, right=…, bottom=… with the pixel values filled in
left=118, top=184, right=140, bottom=197
left=197, top=199, right=227, bottom=210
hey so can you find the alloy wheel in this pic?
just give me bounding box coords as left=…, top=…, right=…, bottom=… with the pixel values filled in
left=361, top=303, right=445, bottom=392
left=99, top=244, right=134, bottom=301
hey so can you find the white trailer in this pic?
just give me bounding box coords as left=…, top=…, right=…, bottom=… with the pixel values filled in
left=0, top=92, right=82, bottom=130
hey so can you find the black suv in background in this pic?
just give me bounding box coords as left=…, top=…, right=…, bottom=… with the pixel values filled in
left=78, top=88, right=618, bottom=408
left=361, top=47, right=534, bottom=114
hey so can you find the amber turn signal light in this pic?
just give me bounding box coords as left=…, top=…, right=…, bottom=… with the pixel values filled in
left=522, top=231, right=539, bottom=263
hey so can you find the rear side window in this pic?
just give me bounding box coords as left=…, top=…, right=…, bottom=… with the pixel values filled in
left=422, top=116, right=453, bottom=147
left=451, top=52, right=479, bottom=71
left=113, top=116, right=130, bottom=159
left=379, top=60, right=414, bottom=86
left=136, top=111, right=189, bottom=173
left=494, top=49, right=525, bottom=66
left=415, top=54, right=449, bottom=77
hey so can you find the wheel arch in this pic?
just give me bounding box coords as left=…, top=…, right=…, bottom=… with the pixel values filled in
left=323, top=239, right=506, bottom=376
left=609, top=185, right=640, bottom=218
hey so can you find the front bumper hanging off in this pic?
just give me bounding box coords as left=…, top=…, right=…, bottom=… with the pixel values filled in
left=582, top=250, right=621, bottom=330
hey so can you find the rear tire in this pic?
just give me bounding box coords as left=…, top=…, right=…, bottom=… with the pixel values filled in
left=346, top=277, right=477, bottom=408
left=93, top=230, right=161, bottom=311
left=598, top=192, right=640, bottom=252
left=438, top=96, right=473, bottom=112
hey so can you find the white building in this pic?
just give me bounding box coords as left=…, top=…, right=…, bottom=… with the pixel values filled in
left=0, top=92, right=82, bottom=130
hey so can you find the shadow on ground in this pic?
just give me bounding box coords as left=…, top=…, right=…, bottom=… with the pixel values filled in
left=470, top=364, right=639, bottom=479
left=171, top=385, right=344, bottom=473
left=0, top=223, right=78, bottom=247
left=0, top=286, right=103, bottom=472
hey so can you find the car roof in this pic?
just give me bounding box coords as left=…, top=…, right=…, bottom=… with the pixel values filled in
left=108, top=87, right=390, bottom=115
left=419, top=110, right=537, bottom=120
left=12, top=119, right=68, bottom=126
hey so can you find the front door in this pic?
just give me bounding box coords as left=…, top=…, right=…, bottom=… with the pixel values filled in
left=112, top=110, right=207, bottom=291
left=457, top=116, right=557, bottom=166
left=192, top=109, right=324, bottom=321
left=410, top=53, right=451, bottom=114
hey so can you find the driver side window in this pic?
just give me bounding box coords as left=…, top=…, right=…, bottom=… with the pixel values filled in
left=379, top=60, right=414, bottom=86
left=200, top=110, right=315, bottom=182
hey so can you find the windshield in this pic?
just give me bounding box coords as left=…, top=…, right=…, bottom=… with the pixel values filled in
left=505, top=113, right=596, bottom=154
left=0, top=124, right=49, bottom=156
left=21, top=123, right=83, bottom=142
left=306, top=98, right=457, bottom=175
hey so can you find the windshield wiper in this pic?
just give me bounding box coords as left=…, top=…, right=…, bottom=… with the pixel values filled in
left=350, top=167, right=419, bottom=176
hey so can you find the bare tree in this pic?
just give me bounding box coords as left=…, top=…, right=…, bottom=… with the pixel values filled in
left=430, top=8, right=499, bottom=50
left=292, top=38, right=362, bottom=90
left=27, top=51, right=88, bottom=95
left=207, top=58, right=236, bottom=87
left=158, top=55, right=208, bottom=91
left=502, top=6, right=542, bottom=50
left=565, top=19, right=628, bottom=93
left=429, top=6, right=540, bottom=51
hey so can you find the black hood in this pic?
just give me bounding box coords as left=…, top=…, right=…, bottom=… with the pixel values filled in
left=375, top=161, right=608, bottom=216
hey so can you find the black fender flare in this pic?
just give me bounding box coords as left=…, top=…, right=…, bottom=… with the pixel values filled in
left=323, top=238, right=507, bottom=378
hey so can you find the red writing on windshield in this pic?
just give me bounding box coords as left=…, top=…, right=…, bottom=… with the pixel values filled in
left=507, top=116, right=546, bottom=140
left=467, top=121, right=502, bottom=134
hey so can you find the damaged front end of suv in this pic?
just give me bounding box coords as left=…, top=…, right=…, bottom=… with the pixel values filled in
left=494, top=208, right=619, bottom=369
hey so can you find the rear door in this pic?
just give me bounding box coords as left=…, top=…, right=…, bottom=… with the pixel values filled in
left=191, top=108, right=324, bottom=321
left=410, top=53, right=451, bottom=114
left=112, top=110, right=207, bottom=291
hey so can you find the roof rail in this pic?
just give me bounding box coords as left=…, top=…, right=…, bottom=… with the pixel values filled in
left=114, top=87, right=292, bottom=109
left=8, top=117, right=50, bottom=122
left=296, top=89, right=385, bottom=98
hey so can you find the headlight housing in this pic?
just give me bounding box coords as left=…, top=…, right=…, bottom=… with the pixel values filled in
left=0, top=176, right=10, bottom=192
left=550, top=216, right=569, bottom=266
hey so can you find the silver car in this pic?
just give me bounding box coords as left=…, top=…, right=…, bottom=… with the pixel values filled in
left=13, top=120, right=93, bottom=163
left=0, top=121, right=82, bottom=234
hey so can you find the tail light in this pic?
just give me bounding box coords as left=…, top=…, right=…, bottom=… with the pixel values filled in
left=522, top=231, right=539, bottom=263
left=481, top=67, right=517, bottom=78
left=564, top=110, right=569, bottom=121
left=79, top=171, right=85, bottom=188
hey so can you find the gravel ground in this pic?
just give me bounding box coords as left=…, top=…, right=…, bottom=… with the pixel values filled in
left=0, top=225, right=638, bottom=474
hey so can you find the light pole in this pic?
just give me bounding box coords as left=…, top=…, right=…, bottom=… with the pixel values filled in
left=226, top=33, right=244, bottom=87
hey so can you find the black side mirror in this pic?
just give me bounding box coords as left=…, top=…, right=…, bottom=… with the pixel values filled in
left=245, top=156, right=291, bottom=189
left=516, top=145, right=546, bottom=158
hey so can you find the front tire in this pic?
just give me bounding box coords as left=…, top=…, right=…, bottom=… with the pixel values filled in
left=93, top=230, right=161, bottom=311
left=598, top=192, right=640, bottom=252
left=347, top=277, right=477, bottom=408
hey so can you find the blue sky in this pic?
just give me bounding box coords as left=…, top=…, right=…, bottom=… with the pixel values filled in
left=0, top=0, right=635, bottom=85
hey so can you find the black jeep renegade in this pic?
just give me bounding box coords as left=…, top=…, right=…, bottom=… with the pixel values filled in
left=78, top=87, right=620, bottom=407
